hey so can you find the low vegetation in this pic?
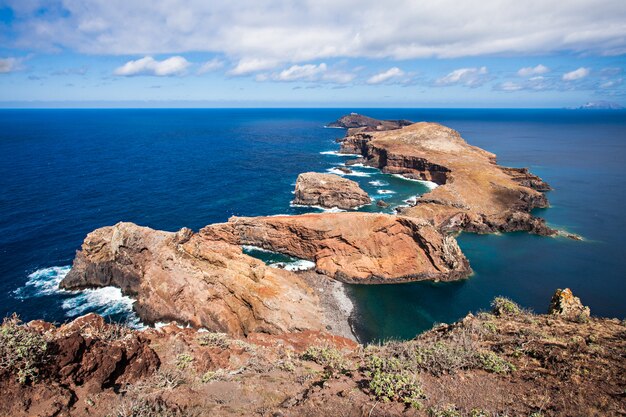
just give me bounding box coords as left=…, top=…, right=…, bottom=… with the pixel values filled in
left=0, top=314, right=48, bottom=384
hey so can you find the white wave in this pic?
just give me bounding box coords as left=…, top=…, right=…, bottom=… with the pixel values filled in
left=14, top=266, right=72, bottom=299
left=346, top=171, right=371, bottom=177
left=243, top=245, right=278, bottom=254
left=345, top=163, right=376, bottom=170
left=320, top=151, right=361, bottom=157
left=322, top=125, right=345, bottom=129
left=14, top=265, right=144, bottom=329
left=290, top=202, right=347, bottom=212
left=404, top=196, right=418, bottom=205
left=391, top=174, right=439, bottom=189
left=377, top=189, right=396, bottom=195
left=369, top=180, right=388, bottom=187
left=270, top=259, right=316, bottom=271
left=325, top=168, right=371, bottom=177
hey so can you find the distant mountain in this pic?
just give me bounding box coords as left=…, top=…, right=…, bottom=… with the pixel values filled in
left=571, top=101, right=624, bottom=110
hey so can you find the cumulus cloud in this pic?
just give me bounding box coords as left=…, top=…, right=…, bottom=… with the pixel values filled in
left=276, top=63, right=328, bottom=81
left=436, top=67, right=489, bottom=87
left=4, top=0, right=626, bottom=67
left=517, top=64, right=549, bottom=77
left=0, top=57, right=23, bottom=73
left=563, top=67, right=590, bottom=81
left=113, top=56, right=190, bottom=76
left=198, top=58, right=224, bottom=74
left=367, top=67, right=405, bottom=84
left=258, top=63, right=355, bottom=84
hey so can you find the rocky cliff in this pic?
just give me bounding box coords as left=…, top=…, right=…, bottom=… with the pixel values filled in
left=201, top=212, right=471, bottom=283
left=292, top=172, right=371, bottom=209
left=60, top=222, right=327, bottom=336
left=339, top=121, right=554, bottom=235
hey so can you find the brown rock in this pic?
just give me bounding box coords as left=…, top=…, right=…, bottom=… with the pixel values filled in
left=549, top=288, right=591, bottom=322
left=293, top=172, right=371, bottom=210
left=340, top=122, right=555, bottom=235
left=376, top=199, right=390, bottom=208
left=60, top=222, right=325, bottom=336
left=201, top=212, right=471, bottom=283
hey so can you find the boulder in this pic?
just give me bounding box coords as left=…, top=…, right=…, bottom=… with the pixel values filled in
left=293, top=172, right=371, bottom=210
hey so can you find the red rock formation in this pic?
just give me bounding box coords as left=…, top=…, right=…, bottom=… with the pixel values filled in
left=201, top=212, right=471, bottom=283
left=60, top=222, right=325, bottom=336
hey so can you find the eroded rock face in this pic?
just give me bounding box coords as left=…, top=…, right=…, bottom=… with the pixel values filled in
left=201, top=213, right=471, bottom=283
left=293, top=172, right=371, bottom=210
left=339, top=122, right=554, bottom=235
left=60, top=222, right=325, bottom=336
left=549, top=288, right=591, bottom=322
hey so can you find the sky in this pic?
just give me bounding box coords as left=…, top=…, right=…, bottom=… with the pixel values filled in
left=0, top=0, right=625, bottom=108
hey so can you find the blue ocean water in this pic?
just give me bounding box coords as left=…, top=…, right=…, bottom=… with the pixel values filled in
left=0, top=109, right=624, bottom=342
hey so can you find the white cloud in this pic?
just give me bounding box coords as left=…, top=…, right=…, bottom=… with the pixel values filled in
left=496, top=81, right=523, bottom=91
left=229, top=58, right=279, bottom=75
left=276, top=63, right=328, bottom=81
left=113, top=56, right=190, bottom=76
left=436, top=67, right=489, bottom=87
left=259, top=62, right=355, bottom=84
left=0, top=57, right=23, bottom=74
left=600, top=78, right=622, bottom=88
left=4, top=1, right=626, bottom=66
left=367, top=67, right=405, bottom=84
left=198, top=58, right=224, bottom=74
left=562, top=67, right=590, bottom=81
left=517, top=64, right=549, bottom=77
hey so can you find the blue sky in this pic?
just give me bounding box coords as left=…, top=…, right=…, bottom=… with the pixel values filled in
left=1, top=0, right=625, bottom=108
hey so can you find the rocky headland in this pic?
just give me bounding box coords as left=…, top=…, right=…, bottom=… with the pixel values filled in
left=338, top=121, right=555, bottom=235
left=59, top=222, right=329, bottom=337
left=292, top=172, right=371, bottom=209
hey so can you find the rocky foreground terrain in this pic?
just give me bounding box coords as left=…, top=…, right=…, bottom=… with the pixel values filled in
left=1, top=291, right=624, bottom=416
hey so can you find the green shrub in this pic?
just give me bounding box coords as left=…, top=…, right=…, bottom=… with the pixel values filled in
left=197, top=332, right=229, bottom=349
left=414, top=340, right=478, bottom=375
left=369, top=369, right=424, bottom=409
left=175, top=353, right=194, bottom=370
left=364, top=354, right=424, bottom=409
left=301, top=345, right=353, bottom=375
left=0, top=315, right=48, bottom=384
left=477, top=351, right=516, bottom=374
left=427, top=404, right=462, bottom=417
left=200, top=369, right=225, bottom=383
left=491, top=297, right=521, bottom=316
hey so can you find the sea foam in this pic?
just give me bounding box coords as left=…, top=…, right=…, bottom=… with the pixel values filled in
left=14, top=266, right=144, bottom=329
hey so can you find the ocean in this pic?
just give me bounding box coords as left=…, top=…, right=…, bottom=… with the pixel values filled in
left=1, top=108, right=624, bottom=343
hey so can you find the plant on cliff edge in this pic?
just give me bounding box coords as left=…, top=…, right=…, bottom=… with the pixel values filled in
left=0, top=314, right=48, bottom=384
left=491, top=297, right=521, bottom=316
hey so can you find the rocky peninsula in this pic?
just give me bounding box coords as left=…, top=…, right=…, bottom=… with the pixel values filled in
left=292, top=172, right=371, bottom=209
left=338, top=120, right=554, bottom=235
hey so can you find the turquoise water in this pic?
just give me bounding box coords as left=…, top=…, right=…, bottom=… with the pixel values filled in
left=1, top=109, right=624, bottom=343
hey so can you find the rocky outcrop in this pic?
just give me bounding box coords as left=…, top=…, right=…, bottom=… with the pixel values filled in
left=549, top=288, right=591, bottom=321
left=201, top=212, right=471, bottom=283
left=338, top=121, right=555, bottom=235
left=327, top=113, right=412, bottom=134
left=293, top=172, right=371, bottom=209
left=60, top=222, right=326, bottom=336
